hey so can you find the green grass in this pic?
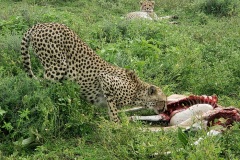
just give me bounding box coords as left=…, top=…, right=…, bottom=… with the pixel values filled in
left=0, top=0, right=240, bottom=159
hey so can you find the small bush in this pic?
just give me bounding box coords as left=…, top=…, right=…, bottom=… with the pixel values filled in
left=199, top=0, right=239, bottom=16
left=219, top=123, right=240, bottom=158
left=0, top=75, right=96, bottom=155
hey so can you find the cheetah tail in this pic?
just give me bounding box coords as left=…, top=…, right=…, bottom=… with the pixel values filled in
left=20, top=28, right=36, bottom=79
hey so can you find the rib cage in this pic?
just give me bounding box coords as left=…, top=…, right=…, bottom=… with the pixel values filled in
left=165, top=95, right=218, bottom=115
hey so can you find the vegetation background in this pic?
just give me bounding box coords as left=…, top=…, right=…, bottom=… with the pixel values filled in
left=0, top=0, right=240, bottom=159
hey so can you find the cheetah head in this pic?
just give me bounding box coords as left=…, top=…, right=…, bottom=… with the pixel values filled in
left=140, top=0, right=155, bottom=12
left=134, top=84, right=167, bottom=114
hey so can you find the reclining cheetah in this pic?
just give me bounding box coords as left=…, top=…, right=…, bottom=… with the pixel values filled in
left=126, top=0, right=177, bottom=22
left=21, top=23, right=167, bottom=122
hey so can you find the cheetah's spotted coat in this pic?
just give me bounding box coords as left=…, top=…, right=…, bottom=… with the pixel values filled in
left=21, top=23, right=167, bottom=122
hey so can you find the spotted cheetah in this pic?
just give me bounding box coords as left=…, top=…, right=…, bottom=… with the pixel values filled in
left=126, top=0, right=157, bottom=20
left=21, top=23, right=167, bottom=122
left=126, top=0, right=178, bottom=22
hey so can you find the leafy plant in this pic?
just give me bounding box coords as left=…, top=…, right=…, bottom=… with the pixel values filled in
left=198, top=0, right=239, bottom=16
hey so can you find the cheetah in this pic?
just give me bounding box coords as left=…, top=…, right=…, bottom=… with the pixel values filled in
left=126, top=0, right=178, bottom=22
left=21, top=23, right=167, bottom=122
left=126, top=0, right=158, bottom=20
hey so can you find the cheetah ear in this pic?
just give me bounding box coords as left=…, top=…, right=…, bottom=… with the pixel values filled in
left=140, top=1, right=143, bottom=5
left=148, top=86, right=157, bottom=96
left=151, top=1, right=155, bottom=5
left=126, top=69, right=138, bottom=82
